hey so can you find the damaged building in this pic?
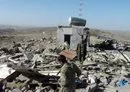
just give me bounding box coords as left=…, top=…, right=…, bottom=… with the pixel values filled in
left=57, top=17, right=87, bottom=50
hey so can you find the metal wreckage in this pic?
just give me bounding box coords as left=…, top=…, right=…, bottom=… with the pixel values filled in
left=0, top=17, right=130, bottom=92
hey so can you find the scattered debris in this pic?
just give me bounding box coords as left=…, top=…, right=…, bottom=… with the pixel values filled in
left=0, top=26, right=130, bottom=92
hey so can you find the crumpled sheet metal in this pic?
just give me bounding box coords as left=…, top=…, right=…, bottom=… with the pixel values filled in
left=59, top=50, right=76, bottom=60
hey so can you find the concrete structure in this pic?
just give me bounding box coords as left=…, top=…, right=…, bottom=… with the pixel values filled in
left=57, top=26, right=85, bottom=50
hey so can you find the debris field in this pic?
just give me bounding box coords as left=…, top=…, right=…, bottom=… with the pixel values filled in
left=0, top=29, right=130, bottom=92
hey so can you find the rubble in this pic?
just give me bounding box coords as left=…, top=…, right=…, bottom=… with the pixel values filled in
left=0, top=29, right=130, bottom=92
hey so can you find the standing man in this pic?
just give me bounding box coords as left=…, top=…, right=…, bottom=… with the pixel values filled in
left=58, top=55, right=81, bottom=92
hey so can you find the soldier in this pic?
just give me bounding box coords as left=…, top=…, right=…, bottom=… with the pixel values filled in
left=58, top=55, right=81, bottom=92
left=77, top=35, right=86, bottom=63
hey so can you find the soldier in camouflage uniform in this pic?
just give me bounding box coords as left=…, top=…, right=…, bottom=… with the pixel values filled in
left=58, top=55, right=81, bottom=92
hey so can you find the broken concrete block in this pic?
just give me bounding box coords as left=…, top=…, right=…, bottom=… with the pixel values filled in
left=32, top=54, right=43, bottom=62
left=100, top=77, right=108, bottom=86
left=86, top=83, right=98, bottom=92
left=0, top=64, right=15, bottom=79
left=11, top=88, right=22, bottom=92
left=87, top=75, right=96, bottom=84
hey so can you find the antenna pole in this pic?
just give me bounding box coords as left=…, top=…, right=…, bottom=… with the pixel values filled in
left=79, top=0, right=83, bottom=17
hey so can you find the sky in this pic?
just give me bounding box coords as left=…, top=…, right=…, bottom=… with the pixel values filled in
left=0, top=0, right=130, bottom=31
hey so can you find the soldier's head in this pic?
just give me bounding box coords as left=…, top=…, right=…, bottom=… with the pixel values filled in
left=58, top=55, right=67, bottom=65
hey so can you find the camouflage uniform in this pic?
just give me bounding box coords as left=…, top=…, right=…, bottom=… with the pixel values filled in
left=59, top=62, right=81, bottom=92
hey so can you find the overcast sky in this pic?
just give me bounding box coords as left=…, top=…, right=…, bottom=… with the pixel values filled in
left=0, top=0, right=130, bottom=31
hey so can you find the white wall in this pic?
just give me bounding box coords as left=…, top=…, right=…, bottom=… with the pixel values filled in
left=57, top=26, right=84, bottom=50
